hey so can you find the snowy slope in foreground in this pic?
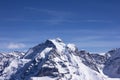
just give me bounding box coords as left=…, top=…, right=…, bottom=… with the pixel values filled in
left=0, top=38, right=120, bottom=80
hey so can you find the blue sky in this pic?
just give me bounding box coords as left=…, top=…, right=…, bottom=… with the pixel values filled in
left=0, top=0, right=120, bottom=53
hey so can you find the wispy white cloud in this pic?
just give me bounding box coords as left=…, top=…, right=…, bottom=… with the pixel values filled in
left=23, top=7, right=71, bottom=24
left=84, top=19, right=112, bottom=23
left=7, top=43, right=26, bottom=49
left=3, top=7, right=112, bottom=24
left=24, top=7, right=71, bottom=16
left=4, top=18, right=112, bottom=25
left=25, top=7, right=112, bottom=23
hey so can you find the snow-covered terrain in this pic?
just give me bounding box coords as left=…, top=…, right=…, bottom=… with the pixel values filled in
left=0, top=38, right=120, bottom=80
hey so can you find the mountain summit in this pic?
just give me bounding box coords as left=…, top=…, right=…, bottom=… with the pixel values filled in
left=0, top=38, right=120, bottom=80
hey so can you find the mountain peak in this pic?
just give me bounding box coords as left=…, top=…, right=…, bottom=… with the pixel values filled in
left=48, top=37, right=63, bottom=43
left=106, top=48, right=120, bottom=59
left=24, top=38, right=65, bottom=59
left=47, top=38, right=66, bottom=53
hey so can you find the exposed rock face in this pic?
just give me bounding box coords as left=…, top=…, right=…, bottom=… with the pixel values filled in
left=77, top=50, right=100, bottom=72
left=103, top=48, right=120, bottom=78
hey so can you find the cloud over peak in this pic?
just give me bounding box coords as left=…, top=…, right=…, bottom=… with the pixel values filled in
left=7, top=43, right=26, bottom=49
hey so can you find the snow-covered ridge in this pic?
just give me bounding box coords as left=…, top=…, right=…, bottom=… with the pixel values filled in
left=0, top=38, right=120, bottom=80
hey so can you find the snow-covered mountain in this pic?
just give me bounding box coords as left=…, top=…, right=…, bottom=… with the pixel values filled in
left=0, top=38, right=120, bottom=80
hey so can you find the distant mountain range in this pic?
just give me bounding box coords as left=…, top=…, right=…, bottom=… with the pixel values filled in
left=0, top=38, right=120, bottom=80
